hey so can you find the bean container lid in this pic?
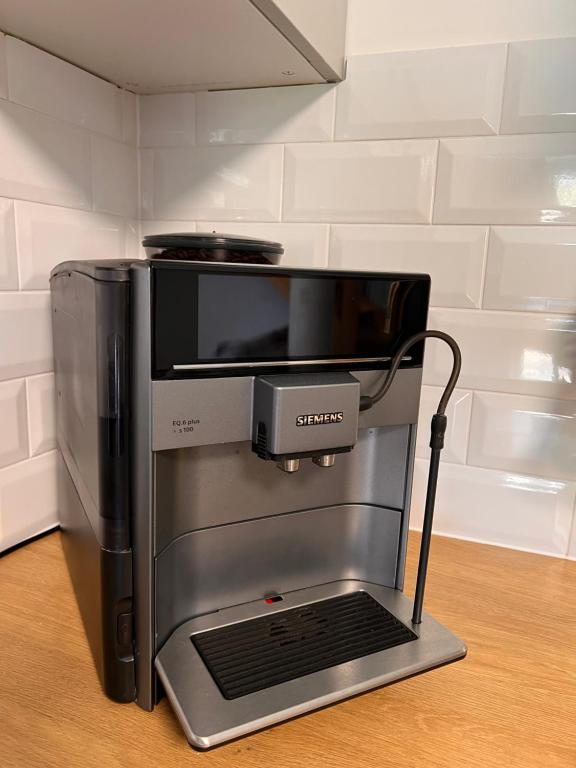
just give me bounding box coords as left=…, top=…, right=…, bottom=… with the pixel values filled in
left=142, top=232, right=284, bottom=255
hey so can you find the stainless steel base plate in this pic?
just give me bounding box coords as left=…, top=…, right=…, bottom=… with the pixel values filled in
left=155, top=580, right=467, bottom=748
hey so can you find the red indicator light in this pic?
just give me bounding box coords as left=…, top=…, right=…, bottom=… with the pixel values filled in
left=264, top=595, right=283, bottom=604
left=265, top=598, right=274, bottom=604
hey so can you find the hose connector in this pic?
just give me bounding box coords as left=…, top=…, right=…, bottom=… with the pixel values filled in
left=429, top=414, right=447, bottom=450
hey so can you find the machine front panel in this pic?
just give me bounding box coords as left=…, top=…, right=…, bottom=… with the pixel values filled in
left=154, top=429, right=410, bottom=552
left=151, top=368, right=422, bottom=451
left=155, top=504, right=402, bottom=648
left=145, top=260, right=441, bottom=733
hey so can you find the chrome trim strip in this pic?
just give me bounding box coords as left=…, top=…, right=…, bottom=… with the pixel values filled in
left=173, top=356, right=412, bottom=371
left=131, top=262, right=155, bottom=711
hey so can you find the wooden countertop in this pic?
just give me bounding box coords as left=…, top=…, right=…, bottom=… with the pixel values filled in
left=1, top=531, right=575, bottom=768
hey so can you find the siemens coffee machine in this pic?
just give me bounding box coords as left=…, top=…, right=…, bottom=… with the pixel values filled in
left=50, top=233, right=466, bottom=748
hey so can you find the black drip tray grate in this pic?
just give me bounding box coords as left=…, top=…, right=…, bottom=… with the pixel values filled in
left=192, top=591, right=417, bottom=700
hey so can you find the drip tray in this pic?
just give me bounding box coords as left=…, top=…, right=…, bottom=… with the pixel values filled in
left=193, top=591, right=417, bottom=700
left=155, top=581, right=466, bottom=749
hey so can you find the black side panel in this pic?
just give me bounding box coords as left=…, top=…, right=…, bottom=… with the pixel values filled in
left=59, top=459, right=135, bottom=702
left=51, top=268, right=134, bottom=702
left=51, top=270, right=130, bottom=549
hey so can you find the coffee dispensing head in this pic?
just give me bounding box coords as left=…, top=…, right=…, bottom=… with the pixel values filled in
left=251, top=373, right=360, bottom=473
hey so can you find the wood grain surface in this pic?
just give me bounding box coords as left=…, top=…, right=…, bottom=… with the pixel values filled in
left=1, top=531, right=575, bottom=768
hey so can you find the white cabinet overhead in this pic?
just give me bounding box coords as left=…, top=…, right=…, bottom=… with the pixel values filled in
left=0, top=0, right=347, bottom=93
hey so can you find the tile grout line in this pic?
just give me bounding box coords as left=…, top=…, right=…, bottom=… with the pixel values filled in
left=463, top=391, right=475, bottom=466
left=428, top=140, right=441, bottom=225
left=428, top=304, right=576, bottom=319
left=477, top=226, right=491, bottom=309
left=88, top=132, right=96, bottom=213
left=23, top=377, right=32, bottom=459
left=0, top=290, right=53, bottom=295
left=405, top=522, right=573, bottom=562
left=497, top=43, right=511, bottom=135
left=421, top=382, right=575, bottom=408
left=122, top=130, right=576, bottom=151
left=135, top=94, right=143, bottom=236
left=0, top=447, right=58, bottom=476
left=278, top=144, right=286, bottom=223
left=0, top=369, right=54, bottom=385
left=0, top=194, right=130, bottom=218
left=3, top=31, right=13, bottom=103
left=415, top=448, right=575, bottom=487
left=192, top=91, right=198, bottom=147
left=325, top=223, right=332, bottom=269
left=136, top=218, right=576, bottom=229
left=329, top=84, right=338, bottom=141
left=566, top=494, right=576, bottom=558
left=12, top=199, right=23, bottom=291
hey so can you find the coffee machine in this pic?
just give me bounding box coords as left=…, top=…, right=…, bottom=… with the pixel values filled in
left=50, top=233, right=466, bottom=748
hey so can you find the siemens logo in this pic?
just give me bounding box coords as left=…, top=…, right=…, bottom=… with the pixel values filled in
left=296, top=412, right=344, bottom=427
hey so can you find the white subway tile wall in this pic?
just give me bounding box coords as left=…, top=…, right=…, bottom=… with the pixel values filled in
left=425, top=309, right=576, bottom=400
left=26, top=373, right=57, bottom=457
left=0, top=293, right=53, bottom=381
left=198, top=222, right=329, bottom=267
left=138, top=34, right=576, bottom=558
left=0, top=36, right=138, bottom=552
left=3, top=30, right=576, bottom=558
left=283, top=140, right=437, bottom=223
left=330, top=225, right=487, bottom=308
left=7, top=38, right=124, bottom=140
left=500, top=38, right=576, bottom=135
left=0, top=100, right=92, bottom=209
left=16, top=202, right=127, bottom=290
left=140, top=144, right=283, bottom=221
left=410, top=460, right=575, bottom=557
left=569, top=522, right=576, bottom=561
left=197, top=85, right=336, bottom=145
left=484, top=227, right=576, bottom=313
left=434, top=133, right=576, bottom=225
left=335, top=45, right=506, bottom=140
left=468, top=392, right=576, bottom=481
left=121, top=91, right=139, bottom=146
left=346, top=0, right=576, bottom=54
left=0, top=451, right=59, bottom=551
left=0, top=199, right=18, bottom=289
left=91, top=136, right=139, bottom=218
left=124, top=218, right=142, bottom=261
left=0, top=379, right=29, bottom=469
left=416, top=386, right=473, bottom=465
left=139, top=93, right=196, bottom=147
left=140, top=220, right=197, bottom=238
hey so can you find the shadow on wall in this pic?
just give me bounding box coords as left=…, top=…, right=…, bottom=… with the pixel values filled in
left=0, top=95, right=138, bottom=217
left=0, top=99, right=92, bottom=207
left=139, top=84, right=336, bottom=222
